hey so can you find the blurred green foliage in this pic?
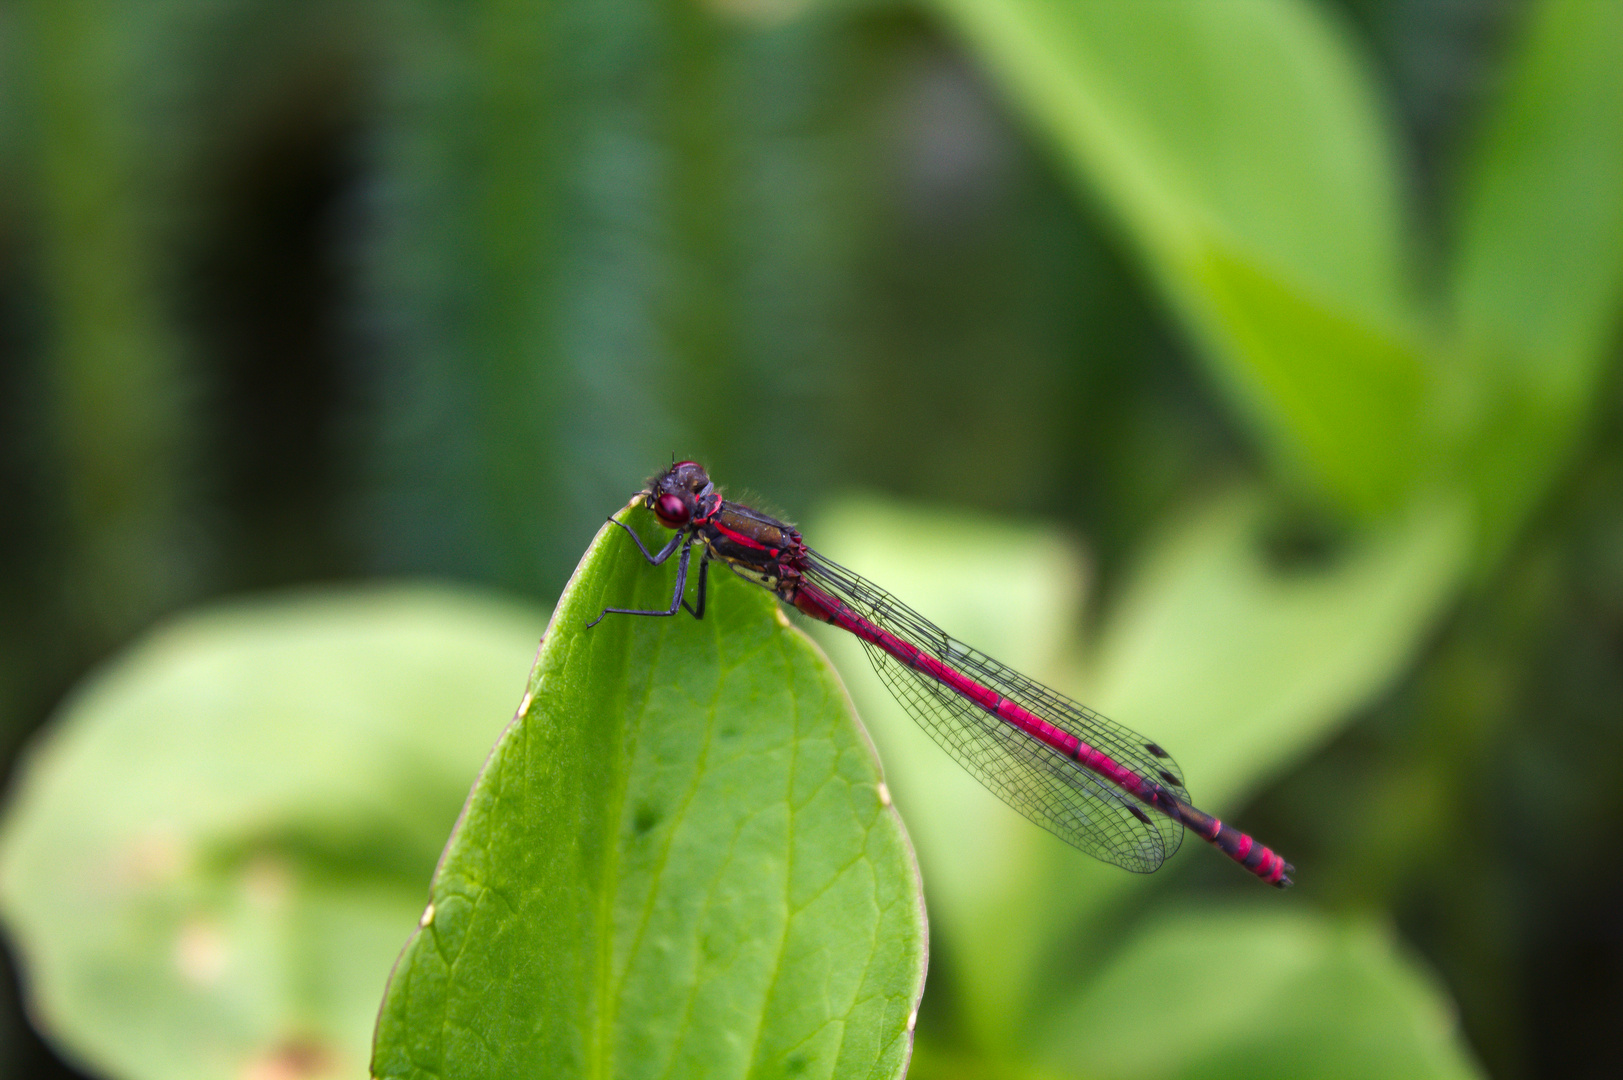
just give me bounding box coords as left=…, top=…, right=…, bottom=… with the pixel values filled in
left=810, top=491, right=1474, bottom=1078
left=1, top=0, right=1621, bottom=1078
left=0, top=588, right=544, bottom=1079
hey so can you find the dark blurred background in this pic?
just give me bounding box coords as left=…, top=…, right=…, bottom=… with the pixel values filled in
left=2, top=0, right=1620, bottom=1077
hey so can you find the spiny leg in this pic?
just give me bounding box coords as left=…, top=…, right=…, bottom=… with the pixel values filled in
left=605, top=516, right=686, bottom=565
left=587, top=532, right=698, bottom=627
left=682, top=551, right=709, bottom=619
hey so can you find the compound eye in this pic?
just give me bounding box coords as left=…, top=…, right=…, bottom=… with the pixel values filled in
left=654, top=493, right=689, bottom=527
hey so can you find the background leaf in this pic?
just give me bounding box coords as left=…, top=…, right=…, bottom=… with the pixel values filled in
left=810, top=488, right=1468, bottom=1064
left=807, top=496, right=1091, bottom=1054
left=1039, top=908, right=1480, bottom=1080
left=0, top=586, right=545, bottom=1080
left=1448, top=0, right=1623, bottom=557
left=928, top=0, right=1428, bottom=515
left=1083, top=488, right=1467, bottom=809
left=372, top=513, right=926, bottom=1080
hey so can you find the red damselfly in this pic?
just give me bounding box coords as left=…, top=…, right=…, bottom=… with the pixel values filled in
left=589, top=461, right=1293, bottom=887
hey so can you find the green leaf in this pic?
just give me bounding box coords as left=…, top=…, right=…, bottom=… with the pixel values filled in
left=1448, top=0, right=1623, bottom=556
left=1019, top=488, right=1463, bottom=1035
left=0, top=586, right=546, bottom=1080
left=929, top=0, right=1429, bottom=515
left=806, top=497, right=1090, bottom=1054
left=808, top=488, right=1467, bottom=1055
left=372, top=512, right=926, bottom=1080
left=1037, top=908, right=1483, bottom=1080
left=1085, top=488, right=1467, bottom=809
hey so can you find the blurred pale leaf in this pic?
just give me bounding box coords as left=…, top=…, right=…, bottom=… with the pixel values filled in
left=1085, top=488, right=1467, bottom=809
left=907, top=1040, right=1072, bottom=1080
left=1038, top=908, right=1483, bottom=1080
left=930, top=0, right=1429, bottom=515
left=807, top=497, right=1089, bottom=1054
left=1449, top=0, right=1623, bottom=555
left=372, top=512, right=926, bottom=1080
left=810, top=488, right=1466, bottom=1053
left=0, top=586, right=545, bottom=1080
left=1007, top=488, right=1465, bottom=1036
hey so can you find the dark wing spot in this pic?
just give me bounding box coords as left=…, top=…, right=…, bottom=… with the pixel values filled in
left=1159, top=769, right=1181, bottom=787
left=1127, top=804, right=1153, bottom=826
left=1145, top=742, right=1169, bottom=758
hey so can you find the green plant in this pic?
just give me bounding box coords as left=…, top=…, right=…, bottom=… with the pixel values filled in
left=373, top=517, right=925, bottom=1079
left=821, top=1, right=1623, bottom=1075
left=3, top=0, right=1620, bottom=1077
left=0, top=588, right=545, bottom=1080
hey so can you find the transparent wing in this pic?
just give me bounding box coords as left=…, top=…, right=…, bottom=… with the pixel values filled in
left=803, top=551, right=1186, bottom=873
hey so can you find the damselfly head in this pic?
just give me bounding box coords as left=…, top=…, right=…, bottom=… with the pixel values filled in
left=646, top=460, right=714, bottom=529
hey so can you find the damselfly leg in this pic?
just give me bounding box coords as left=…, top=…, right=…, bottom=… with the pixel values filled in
left=586, top=517, right=709, bottom=626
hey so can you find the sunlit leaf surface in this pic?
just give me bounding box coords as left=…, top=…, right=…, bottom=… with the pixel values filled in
left=372, top=512, right=926, bottom=1080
